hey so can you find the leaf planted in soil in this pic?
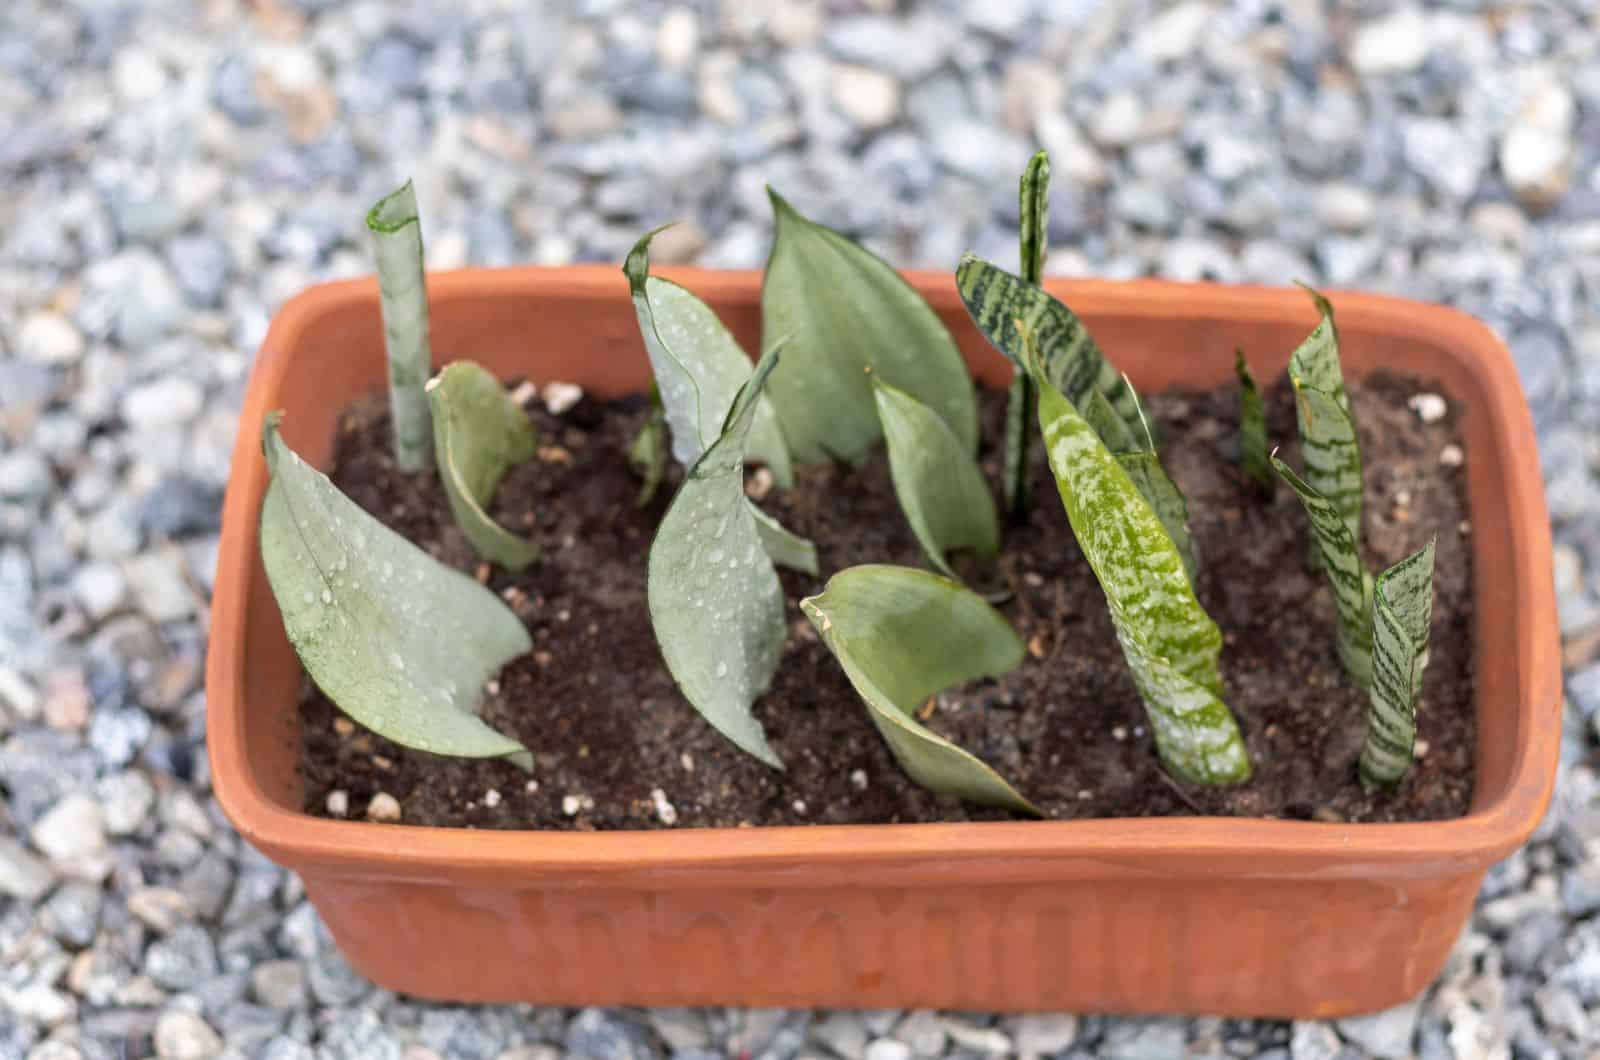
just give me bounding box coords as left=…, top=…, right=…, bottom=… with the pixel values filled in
left=1288, top=287, right=1362, bottom=552
left=425, top=361, right=539, bottom=571
left=1272, top=453, right=1374, bottom=688
left=1360, top=537, right=1437, bottom=789
left=873, top=377, right=999, bottom=580
left=258, top=414, right=530, bottom=762
left=647, top=347, right=790, bottom=769
left=1022, top=326, right=1250, bottom=786
left=762, top=188, right=977, bottom=465
left=800, top=565, right=1038, bottom=814
left=367, top=179, right=434, bottom=473
left=1235, top=349, right=1273, bottom=491
left=1003, top=149, right=1051, bottom=521
left=628, top=387, right=668, bottom=508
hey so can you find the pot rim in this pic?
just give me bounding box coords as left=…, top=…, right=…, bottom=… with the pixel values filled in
left=207, top=266, right=1561, bottom=883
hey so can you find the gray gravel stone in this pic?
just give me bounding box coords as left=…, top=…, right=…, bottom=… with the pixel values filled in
left=144, top=923, right=219, bottom=991
left=0, top=837, right=56, bottom=901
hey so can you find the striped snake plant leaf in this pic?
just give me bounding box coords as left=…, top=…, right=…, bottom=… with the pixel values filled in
left=1288, top=287, right=1361, bottom=551
left=800, top=565, right=1039, bottom=814
left=367, top=180, right=434, bottom=472
left=873, top=378, right=1000, bottom=580
left=762, top=189, right=978, bottom=465
left=425, top=362, right=539, bottom=571
left=628, top=387, right=668, bottom=508
left=647, top=346, right=789, bottom=769
left=1271, top=453, right=1374, bottom=688
left=625, top=227, right=793, bottom=487
left=956, top=254, right=1143, bottom=445
left=1003, top=149, right=1051, bottom=521
left=1087, top=382, right=1197, bottom=582
left=258, top=414, right=530, bottom=762
left=1359, top=537, right=1437, bottom=789
left=1235, top=350, right=1273, bottom=491
left=1020, top=327, right=1250, bottom=785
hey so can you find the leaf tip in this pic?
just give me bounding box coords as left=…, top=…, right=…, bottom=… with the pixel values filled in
left=623, top=223, right=679, bottom=292
left=366, top=178, right=419, bottom=234
left=261, top=410, right=285, bottom=463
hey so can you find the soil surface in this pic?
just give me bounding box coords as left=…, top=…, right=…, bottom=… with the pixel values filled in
left=299, top=373, right=1475, bottom=830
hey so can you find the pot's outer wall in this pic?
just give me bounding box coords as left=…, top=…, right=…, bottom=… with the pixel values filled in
left=208, top=267, right=1560, bottom=1016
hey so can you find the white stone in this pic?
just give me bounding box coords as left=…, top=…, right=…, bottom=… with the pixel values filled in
left=19, top=311, right=85, bottom=364
left=1289, top=1020, right=1341, bottom=1060
left=657, top=8, right=700, bottom=71
left=97, top=769, right=156, bottom=835
left=121, top=377, right=204, bottom=431
left=0, top=836, right=56, bottom=900
left=863, top=1040, right=911, bottom=1060
left=1011, top=1013, right=1079, bottom=1057
left=1501, top=82, right=1576, bottom=210
left=1315, top=184, right=1376, bottom=232
left=1335, top=997, right=1421, bottom=1059
left=122, top=550, right=197, bottom=622
left=127, top=886, right=195, bottom=933
left=1440, top=444, right=1464, bottom=467
left=832, top=65, right=900, bottom=130
left=650, top=788, right=678, bottom=825
left=366, top=792, right=402, bottom=822
left=1350, top=8, right=1431, bottom=75
left=1135, top=1, right=1213, bottom=63
left=326, top=790, right=349, bottom=817
left=31, top=792, right=112, bottom=881
left=2, top=983, right=75, bottom=1025
left=541, top=381, right=584, bottom=415
left=154, top=1009, right=224, bottom=1060
left=72, top=561, right=128, bottom=620
left=1089, top=91, right=1145, bottom=147
left=0, top=665, right=39, bottom=721
left=1036, top=111, right=1108, bottom=187
left=1408, top=393, right=1448, bottom=423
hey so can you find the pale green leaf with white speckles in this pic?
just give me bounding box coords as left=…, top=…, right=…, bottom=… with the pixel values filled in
left=1025, top=327, right=1249, bottom=786
left=1361, top=537, right=1437, bottom=789
left=647, top=348, right=788, bottom=769
left=426, top=361, right=539, bottom=571
left=801, top=565, right=1038, bottom=813
left=874, top=378, right=999, bottom=580
left=1115, top=451, right=1197, bottom=585
left=258, top=414, right=529, bottom=760
left=762, top=189, right=977, bottom=465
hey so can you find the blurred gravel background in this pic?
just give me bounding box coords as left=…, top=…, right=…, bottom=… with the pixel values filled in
left=3, top=0, right=1600, bottom=1057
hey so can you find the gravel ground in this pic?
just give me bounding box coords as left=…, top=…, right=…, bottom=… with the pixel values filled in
left=3, top=0, right=1600, bottom=1057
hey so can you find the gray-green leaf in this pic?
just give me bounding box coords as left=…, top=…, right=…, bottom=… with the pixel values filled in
left=1360, top=537, right=1437, bottom=789
left=259, top=415, right=529, bottom=760
left=647, top=347, right=788, bottom=768
left=368, top=180, right=434, bottom=473
left=874, top=378, right=999, bottom=579
left=762, top=189, right=977, bottom=465
left=628, top=390, right=668, bottom=508
left=1235, top=350, right=1273, bottom=491
left=625, top=227, right=792, bottom=487
left=1026, top=329, right=1250, bottom=785
left=800, top=565, right=1038, bottom=814
left=1272, top=453, right=1374, bottom=687
left=425, top=362, right=539, bottom=571
left=1288, top=288, right=1360, bottom=550
left=749, top=504, right=819, bottom=577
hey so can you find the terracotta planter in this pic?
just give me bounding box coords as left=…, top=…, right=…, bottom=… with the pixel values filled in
left=208, top=266, right=1559, bottom=1017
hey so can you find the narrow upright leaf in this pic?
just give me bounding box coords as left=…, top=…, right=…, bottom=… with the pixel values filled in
left=1288, top=288, right=1361, bottom=550
left=1235, top=350, right=1273, bottom=491
left=874, top=378, right=999, bottom=580
left=425, top=362, right=539, bottom=571
left=762, top=189, right=977, bottom=465
left=628, top=389, right=668, bottom=508
left=647, top=348, right=788, bottom=768
left=625, top=227, right=792, bottom=487
left=1004, top=150, right=1051, bottom=521
left=1272, top=454, right=1374, bottom=687
left=957, top=254, right=1142, bottom=444
left=801, top=565, right=1038, bottom=813
left=1360, top=537, right=1437, bottom=789
left=1116, top=452, right=1198, bottom=584
left=1023, top=328, right=1249, bottom=785
left=367, top=180, right=434, bottom=472
left=259, top=415, right=529, bottom=760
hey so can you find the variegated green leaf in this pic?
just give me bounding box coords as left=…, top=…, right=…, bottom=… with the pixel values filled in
left=956, top=254, right=1142, bottom=444
left=647, top=348, right=788, bottom=768
left=873, top=378, right=999, bottom=580
left=628, top=388, right=668, bottom=508
left=800, top=565, right=1038, bottom=813
left=1116, top=451, right=1197, bottom=585
left=259, top=415, right=530, bottom=762
left=1360, top=537, right=1437, bottom=789
left=762, top=189, right=977, bottom=465
left=1272, top=454, right=1374, bottom=687
left=625, top=227, right=792, bottom=487
left=367, top=180, right=434, bottom=472
left=1024, top=328, right=1249, bottom=785
left=1004, top=150, right=1051, bottom=521
left=425, top=362, right=539, bottom=571
left=1288, top=288, right=1360, bottom=550
left=1083, top=388, right=1136, bottom=453
left=1235, top=350, right=1273, bottom=491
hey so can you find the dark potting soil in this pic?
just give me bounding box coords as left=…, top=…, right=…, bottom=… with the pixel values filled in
left=299, top=373, right=1475, bottom=830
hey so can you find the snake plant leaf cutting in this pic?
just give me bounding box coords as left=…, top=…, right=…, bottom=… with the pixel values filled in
left=1082, top=389, right=1197, bottom=582
left=625, top=227, right=793, bottom=487
left=801, top=565, right=1039, bottom=814
left=1004, top=149, right=1051, bottom=521
left=1360, top=537, right=1438, bottom=789
left=258, top=414, right=531, bottom=762
left=425, top=361, right=540, bottom=571
left=367, top=180, right=434, bottom=473
left=1272, top=453, right=1375, bottom=688
left=873, top=377, right=1000, bottom=580
left=1288, top=287, right=1362, bottom=553
left=628, top=388, right=668, bottom=508
left=1235, top=350, right=1274, bottom=491
left=1022, top=327, right=1250, bottom=785
left=647, top=347, right=790, bottom=769
left=761, top=188, right=977, bottom=465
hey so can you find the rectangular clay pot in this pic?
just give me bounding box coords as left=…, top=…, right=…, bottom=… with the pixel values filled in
left=207, top=266, right=1560, bottom=1017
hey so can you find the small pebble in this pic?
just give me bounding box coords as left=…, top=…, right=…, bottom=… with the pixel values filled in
left=650, top=787, right=678, bottom=825
left=542, top=381, right=584, bottom=415
left=1440, top=444, right=1464, bottom=466
left=483, top=788, right=502, bottom=808
left=366, top=793, right=402, bottom=823
left=1408, top=393, right=1448, bottom=423
left=325, top=790, right=349, bottom=817
left=562, top=794, right=583, bottom=816
left=850, top=768, right=869, bottom=791
left=745, top=467, right=775, bottom=500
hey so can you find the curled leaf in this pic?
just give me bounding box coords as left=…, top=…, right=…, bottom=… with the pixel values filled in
left=801, top=565, right=1038, bottom=814
left=1025, top=328, right=1249, bottom=786
left=647, top=348, right=788, bottom=768
left=874, top=378, right=999, bottom=580
left=763, top=189, right=977, bottom=465
left=1235, top=350, right=1273, bottom=491
left=1360, top=537, right=1437, bottom=789
left=368, top=180, right=434, bottom=472
left=749, top=504, right=820, bottom=577
left=259, top=414, right=529, bottom=761
left=426, top=362, right=539, bottom=571
left=1272, top=453, right=1374, bottom=687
